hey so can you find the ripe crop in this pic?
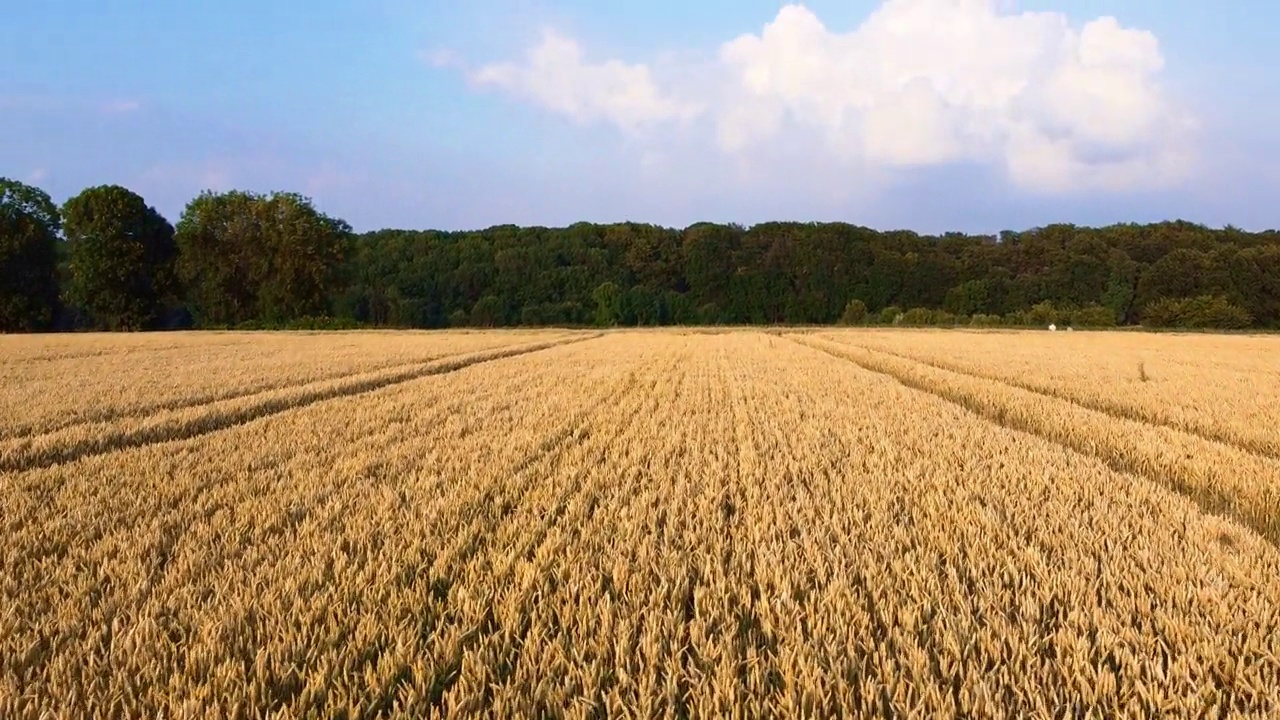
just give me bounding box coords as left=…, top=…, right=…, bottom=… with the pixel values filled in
left=2, top=329, right=1279, bottom=718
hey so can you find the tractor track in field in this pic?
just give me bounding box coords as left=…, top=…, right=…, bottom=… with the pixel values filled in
left=0, top=334, right=601, bottom=474
left=787, top=334, right=1280, bottom=547
left=1, top=346, right=556, bottom=443
left=824, top=337, right=1280, bottom=461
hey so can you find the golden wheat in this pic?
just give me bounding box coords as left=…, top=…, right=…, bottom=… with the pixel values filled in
left=793, top=333, right=1280, bottom=546
left=820, top=328, right=1280, bottom=458
left=0, top=329, right=571, bottom=441
left=2, top=329, right=1279, bottom=718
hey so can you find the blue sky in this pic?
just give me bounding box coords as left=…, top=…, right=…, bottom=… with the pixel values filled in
left=2, top=1, right=1278, bottom=233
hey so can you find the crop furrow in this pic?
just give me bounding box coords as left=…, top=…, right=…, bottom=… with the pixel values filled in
left=0, top=334, right=600, bottom=474
left=835, top=338, right=1280, bottom=461
left=0, top=350, right=518, bottom=443
left=788, top=334, right=1280, bottom=547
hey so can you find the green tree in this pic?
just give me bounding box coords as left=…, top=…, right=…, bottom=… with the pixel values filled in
left=682, top=223, right=737, bottom=311
left=173, top=190, right=260, bottom=326
left=320, top=218, right=1280, bottom=332
left=1142, top=295, right=1252, bottom=329
left=1070, top=304, right=1118, bottom=327
left=1027, top=301, right=1061, bottom=327
left=62, top=185, right=177, bottom=330
left=899, top=307, right=935, bottom=325
left=697, top=302, right=722, bottom=325
left=1135, top=248, right=1222, bottom=309
left=253, top=192, right=352, bottom=323
left=1101, top=254, right=1138, bottom=324
left=592, top=281, right=621, bottom=327
left=838, top=299, right=868, bottom=325
left=470, top=295, right=503, bottom=327
left=943, top=280, right=990, bottom=316
left=1233, top=246, right=1280, bottom=327
left=175, top=190, right=352, bottom=326
left=622, top=285, right=664, bottom=325
left=877, top=305, right=903, bottom=325
left=665, top=291, right=696, bottom=325
left=0, top=178, right=62, bottom=331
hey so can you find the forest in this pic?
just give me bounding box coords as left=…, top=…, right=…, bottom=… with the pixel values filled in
left=3, top=176, right=1279, bottom=332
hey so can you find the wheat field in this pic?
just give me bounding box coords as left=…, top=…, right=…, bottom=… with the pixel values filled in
left=2, top=328, right=1279, bottom=718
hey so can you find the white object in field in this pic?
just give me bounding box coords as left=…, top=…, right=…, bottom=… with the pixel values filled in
left=1048, top=323, right=1057, bottom=331
left=1067, top=326, right=1074, bottom=332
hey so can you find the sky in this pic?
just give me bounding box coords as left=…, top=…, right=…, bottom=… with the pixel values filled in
left=2, top=1, right=1278, bottom=234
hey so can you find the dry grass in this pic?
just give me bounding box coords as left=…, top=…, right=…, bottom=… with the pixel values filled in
left=2, top=329, right=1279, bottom=717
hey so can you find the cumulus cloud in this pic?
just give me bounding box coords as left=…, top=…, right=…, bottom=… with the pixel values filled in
left=716, top=2, right=1193, bottom=191
left=467, top=28, right=702, bottom=134
left=453, top=1, right=1195, bottom=193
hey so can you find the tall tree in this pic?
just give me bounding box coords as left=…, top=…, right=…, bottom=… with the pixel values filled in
left=175, top=190, right=352, bottom=325
left=592, top=281, right=621, bottom=327
left=254, top=192, right=352, bottom=322
left=173, top=190, right=261, bottom=326
left=0, top=178, right=62, bottom=331
left=62, top=185, right=177, bottom=330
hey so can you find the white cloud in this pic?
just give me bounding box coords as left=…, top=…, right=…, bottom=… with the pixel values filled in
left=454, top=1, right=1194, bottom=194
left=26, top=168, right=49, bottom=185
left=467, top=28, right=702, bottom=134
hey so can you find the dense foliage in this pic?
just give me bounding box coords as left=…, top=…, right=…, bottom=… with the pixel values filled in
left=344, top=220, right=1280, bottom=330
left=175, top=190, right=352, bottom=327
left=0, top=178, right=62, bottom=331
left=1, top=180, right=1278, bottom=331
left=62, top=185, right=180, bottom=331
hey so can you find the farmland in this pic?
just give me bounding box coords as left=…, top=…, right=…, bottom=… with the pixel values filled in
left=3, top=328, right=1280, bottom=718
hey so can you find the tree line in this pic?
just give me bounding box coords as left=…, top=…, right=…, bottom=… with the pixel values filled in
left=3, top=176, right=1279, bottom=332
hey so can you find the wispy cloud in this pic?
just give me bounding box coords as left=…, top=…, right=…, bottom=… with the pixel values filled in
left=100, top=99, right=142, bottom=115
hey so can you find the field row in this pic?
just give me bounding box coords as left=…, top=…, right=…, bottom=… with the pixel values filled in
left=799, top=332, right=1280, bottom=545
left=0, top=329, right=574, bottom=441
left=0, top=332, right=593, bottom=474
left=3, top=331, right=1279, bottom=717
left=829, top=329, right=1280, bottom=458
